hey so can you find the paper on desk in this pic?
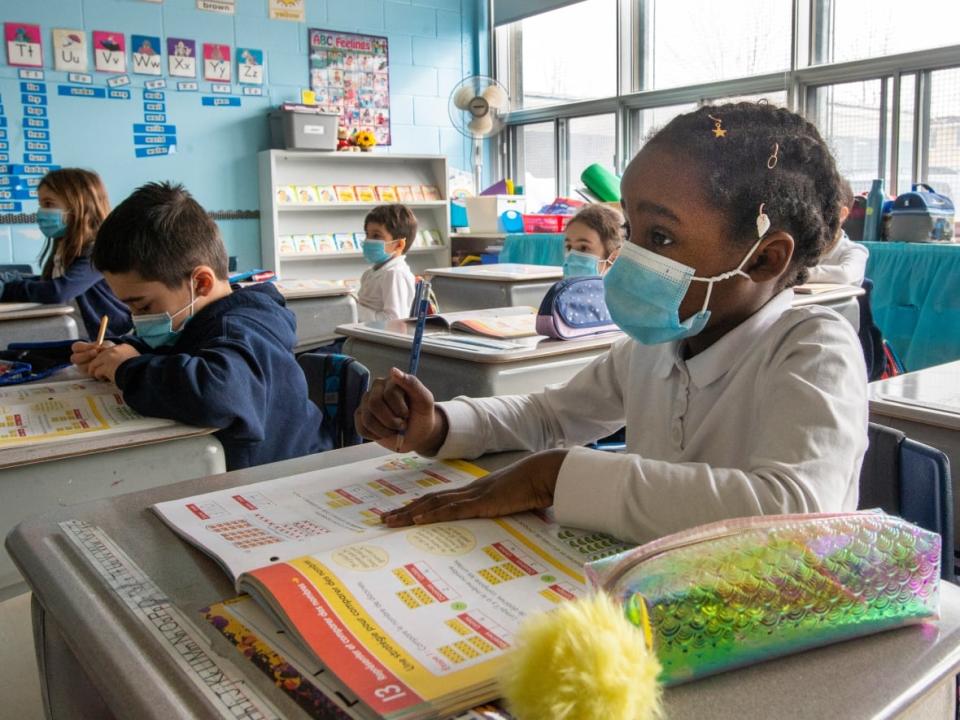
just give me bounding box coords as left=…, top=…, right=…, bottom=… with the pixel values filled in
left=0, top=302, right=42, bottom=313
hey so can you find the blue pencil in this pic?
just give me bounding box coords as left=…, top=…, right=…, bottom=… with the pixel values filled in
left=397, top=280, right=430, bottom=450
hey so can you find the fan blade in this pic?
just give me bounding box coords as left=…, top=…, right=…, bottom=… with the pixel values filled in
left=481, top=84, right=509, bottom=112
left=453, top=84, right=476, bottom=111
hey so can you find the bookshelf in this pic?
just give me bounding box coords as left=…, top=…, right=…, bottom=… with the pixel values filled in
left=258, top=150, right=451, bottom=282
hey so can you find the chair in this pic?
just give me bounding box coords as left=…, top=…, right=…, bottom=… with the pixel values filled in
left=297, top=352, right=371, bottom=449
left=859, top=422, right=955, bottom=581
left=857, top=278, right=905, bottom=381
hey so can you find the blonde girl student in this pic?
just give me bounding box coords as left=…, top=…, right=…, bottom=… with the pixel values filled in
left=0, top=168, right=132, bottom=339
left=356, top=103, right=869, bottom=545
left=561, top=203, right=625, bottom=278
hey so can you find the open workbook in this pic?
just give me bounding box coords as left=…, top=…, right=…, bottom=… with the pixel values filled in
left=406, top=307, right=539, bottom=339
left=153, top=454, right=632, bottom=720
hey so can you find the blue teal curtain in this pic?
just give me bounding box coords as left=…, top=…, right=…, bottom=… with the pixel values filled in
left=500, top=233, right=565, bottom=266
left=864, top=241, right=960, bottom=371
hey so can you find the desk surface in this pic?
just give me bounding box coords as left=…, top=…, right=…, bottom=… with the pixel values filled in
left=791, top=284, right=864, bottom=306
left=9, top=443, right=960, bottom=720
left=0, top=303, right=74, bottom=321
left=869, top=360, right=960, bottom=431
left=426, top=263, right=562, bottom=281
left=337, top=318, right=623, bottom=363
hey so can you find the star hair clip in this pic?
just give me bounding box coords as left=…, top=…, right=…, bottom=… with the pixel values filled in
left=707, top=114, right=726, bottom=138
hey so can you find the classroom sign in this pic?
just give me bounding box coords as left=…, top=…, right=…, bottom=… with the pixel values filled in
left=168, top=38, right=197, bottom=77
left=53, top=29, right=87, bottom=72
left=93, top=31, right=126, bottom=73
left=131, top=35, right=162, bottom=75
left=5, top=23, right=43, bottom=68
left=203, top=43, right=231, bottom=83
left=269, top=0, right=305, bottom=21
left=308, top=29, right=391, bottom=145
left=237, top=48, right=264, bottom=85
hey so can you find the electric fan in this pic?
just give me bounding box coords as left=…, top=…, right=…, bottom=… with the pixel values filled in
left=447, top=75, right=511, bottom=194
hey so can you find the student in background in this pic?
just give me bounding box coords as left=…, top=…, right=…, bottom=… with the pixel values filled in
left=806, top=179, right=869, bottom=286
left=0, top=168, right=131, bottom=338
left=357, top=204, right=417, bottom=321
left=70, top=182, right=329, bottom=470
left=357, top=103, right=868, bottom=545
left=562, top=203, right=625, bottom=278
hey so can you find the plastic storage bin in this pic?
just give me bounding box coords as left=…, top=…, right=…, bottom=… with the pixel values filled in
left=522, top=214, right=570, bottom=233
left=269, top=109, right=339, bottom=151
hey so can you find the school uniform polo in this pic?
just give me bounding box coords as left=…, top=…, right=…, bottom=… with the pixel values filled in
left=357, top=255, right=416, bottom=321
left=115, top=283, right=328, bottom=470
left=806, top=231, right=869, bottom=285
left=434, top=289, right=868, bottom=544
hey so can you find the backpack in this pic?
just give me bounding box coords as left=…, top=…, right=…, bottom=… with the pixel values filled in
left=535, top=277, right=618, bottom=340
left=296, top=352, right=370, bottom=449
left=0, top=340, right=73, bottom=386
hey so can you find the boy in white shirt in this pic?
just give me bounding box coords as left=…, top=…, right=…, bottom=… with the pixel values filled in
left=356, top=204, right=417, bottom=321
left=806, top=179, right=869, bottom=286
left=356, top=103, right=869, bottom=546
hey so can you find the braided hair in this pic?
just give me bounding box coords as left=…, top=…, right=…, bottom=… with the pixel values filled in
left=647, top=102, right=843, bottom=287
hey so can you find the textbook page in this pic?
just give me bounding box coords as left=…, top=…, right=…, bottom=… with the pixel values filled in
left=152, top=455, right=487, bottom=583
left=0, top=379, right=176, bottom=447
left=240, top=510, right=632, bottom=719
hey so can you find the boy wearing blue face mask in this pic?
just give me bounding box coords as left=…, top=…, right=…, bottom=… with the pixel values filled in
left=356, top=103, right=869, bottom=546
left=0, top=168, right=131, bottom=339
left=70, top=181, right=329, bottom=470
left=356, top=204, right=417, bottom=321
left=561, top=204, right=624, bottom=278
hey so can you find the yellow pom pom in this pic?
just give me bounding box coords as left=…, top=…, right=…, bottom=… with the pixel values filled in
left=501, top=593, right=662, bottom=720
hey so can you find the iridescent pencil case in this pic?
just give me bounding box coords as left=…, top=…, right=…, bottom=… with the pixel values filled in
left=585, top=512, right=941, bottom=685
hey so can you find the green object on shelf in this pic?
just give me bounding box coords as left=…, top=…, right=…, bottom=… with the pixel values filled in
left=581, top=163, right=621, bottom=202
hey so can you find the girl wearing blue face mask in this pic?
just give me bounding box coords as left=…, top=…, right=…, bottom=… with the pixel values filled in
left=355, top=103, right=869, bottom=546
left=0, top=168, right=132, bottom=339
left=561, top=204, right=625, bottom=278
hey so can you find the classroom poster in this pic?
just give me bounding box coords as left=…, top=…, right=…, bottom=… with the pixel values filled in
left=167, top=38, right=197, bottom=78
left=237, top=48, right=264, bottom=85
left=308, top=29, right=391, bottom=145
left=93, top=31, right=126, bottom=73
left=131, top=34, right=162, bottom=75
left=52, top=29, right=87, bottom=72
left=203, top=43, right=231, bottom=83
left=197, top=0, right=235, bottom=14
left=5, top=23, right=43, bottom=68
left=269, top=0, right=305, bottom=21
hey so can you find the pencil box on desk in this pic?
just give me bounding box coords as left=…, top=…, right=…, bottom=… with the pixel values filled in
left=587, top=511, right=941, bottom=685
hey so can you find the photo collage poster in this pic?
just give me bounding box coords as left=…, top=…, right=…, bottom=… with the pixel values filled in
left=308, top=28, right=390, bottom=146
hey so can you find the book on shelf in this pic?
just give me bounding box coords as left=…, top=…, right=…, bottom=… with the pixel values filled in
left=297, top=185, right=321, bottom=203
left=335, top=185, right=359, bottom=202
left=277, top=185, right=298, bottom=204
left=421, top=185, right=442, bottom=201
left=278, top=235, right=296, bottom=255
left=396, top=186, right=414, bottom=202
left=317, top=185, right=338, bottom=203
left=334, top=233, right=361, bottom=252
left=315, top=234, right=338, bottom=253
left=355, top=185, right=377, bottom=203
left=295, top=235, right=318, bottom=254
left=153, top=453, right=630, bottom=720
left=376, top=185, right=399, bottom=202
left=411, top=186, right=425, bottom=201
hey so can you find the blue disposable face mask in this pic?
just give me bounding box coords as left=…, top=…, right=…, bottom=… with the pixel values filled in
left=37, top=208, right=69, bottom=239
left=131, top=283, right=196, bottom=349
left=562, top=250, right=602, bottom=278
left=362, top=238, right=398, bottom=265
left=603, top=236, right=764, bottom=345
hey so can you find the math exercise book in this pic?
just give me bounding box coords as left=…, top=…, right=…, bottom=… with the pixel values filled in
left=153, top=454, right=631, bottom=719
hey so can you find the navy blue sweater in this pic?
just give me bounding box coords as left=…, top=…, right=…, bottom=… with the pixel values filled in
left=115, top=283, right=329, bottom=470
left=0, top=252, right=132, bottom=339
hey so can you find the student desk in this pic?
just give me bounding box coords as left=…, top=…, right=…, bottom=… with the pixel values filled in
left=869, top=360, right=960, bottom=548
left=338, top=318, right=623, bottom=401
left=0, top=304, right=80, bottom=344
left=8, top=443, right=960, bottom=720
left=792, top=284, right=864, bottom=329
left=274, top=283, right=358, bottom=352
left=0, top=424, right=225, bottom=601
left=426, top=264, right=563, bottom=313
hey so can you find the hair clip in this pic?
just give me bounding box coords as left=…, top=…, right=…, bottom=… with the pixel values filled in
left=757, top=203, right=771, bottom=238
left=707, top=114, right=726, bottom=138
left=767, top=142, right=779, bottom=169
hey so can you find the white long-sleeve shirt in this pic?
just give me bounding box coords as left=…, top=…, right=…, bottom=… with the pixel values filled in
left=435, top=289, right=868, bottom=545
left=357, top=255, right=416, bottom=321
left=805, top=232, right=869, bottom=285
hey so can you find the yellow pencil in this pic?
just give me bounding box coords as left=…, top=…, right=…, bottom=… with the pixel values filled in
left=95, top=315, right=109, bottom=347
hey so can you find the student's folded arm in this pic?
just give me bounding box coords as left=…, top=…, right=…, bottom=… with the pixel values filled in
left=433, top=338, right=631, bottom=459
left=114, top=338, right=267, bottom=439
left=553, top=319, right=869, bottom=545
left=0, top=256, right=101, bottom=304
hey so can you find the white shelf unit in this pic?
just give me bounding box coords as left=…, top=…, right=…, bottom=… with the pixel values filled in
left=259, top=151, right=450, bottom=282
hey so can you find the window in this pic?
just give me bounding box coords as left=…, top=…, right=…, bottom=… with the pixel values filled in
left=567, top=114, right=616, bottom=195
left=927, top=67, right=960, bottom=201
left=706, top=91, right=789, bottom=107
left=810, top=80, right=884, bottom=193
left=519, top=122, right=557, bottom=208
left=816, top=0, right=960, bottom=65
left=895, top=74, right=917, bottom=196
left=505, top=0, right=617, bottom=108
left=646, top=0, right=792, bottom=89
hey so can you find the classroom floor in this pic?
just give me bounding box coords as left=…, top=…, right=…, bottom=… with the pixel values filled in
left=0, top=592, right=44, bottom=719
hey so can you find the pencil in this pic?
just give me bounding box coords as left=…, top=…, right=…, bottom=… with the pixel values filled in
left=397, top=280, right=430, bottom=452
left=95, top=315, right=109, bottom=347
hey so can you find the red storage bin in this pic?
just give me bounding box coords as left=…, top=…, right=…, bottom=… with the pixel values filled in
left=522, top=214, right=570, bottom=233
